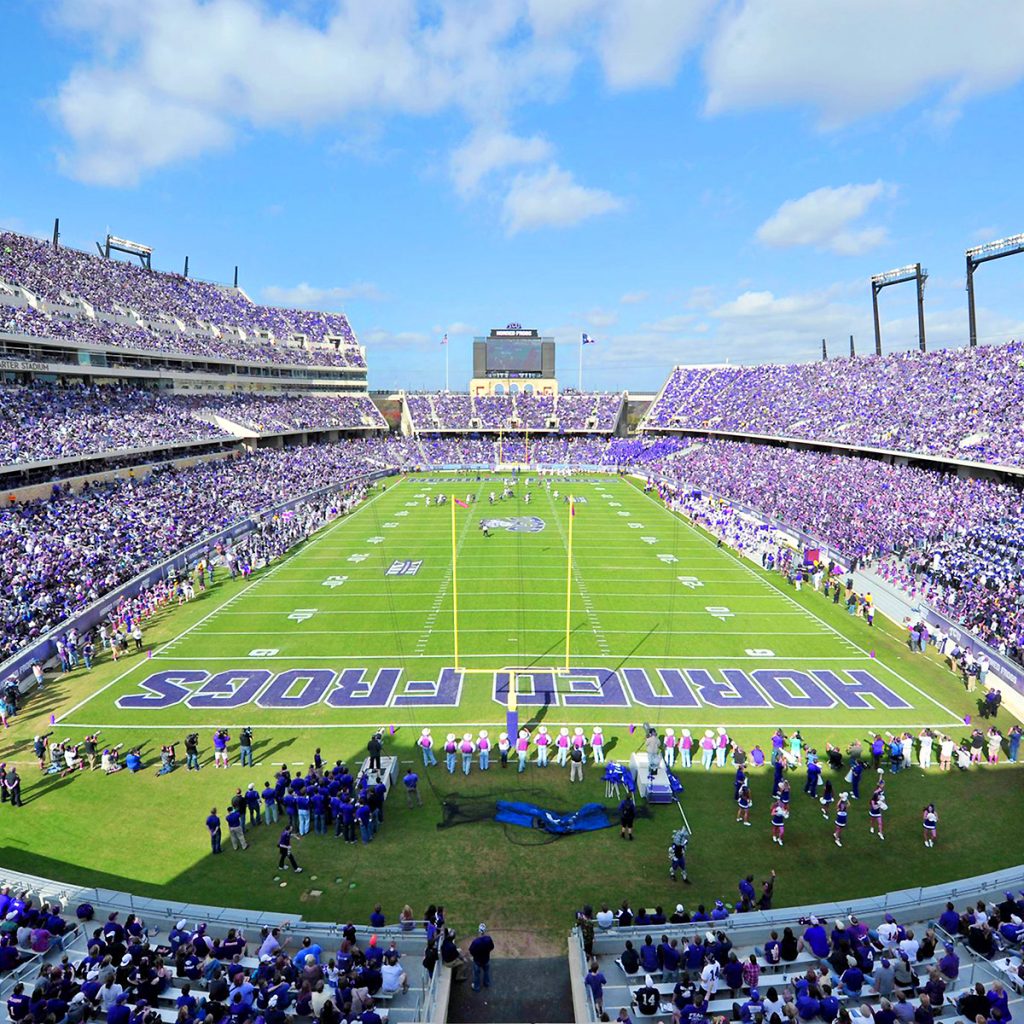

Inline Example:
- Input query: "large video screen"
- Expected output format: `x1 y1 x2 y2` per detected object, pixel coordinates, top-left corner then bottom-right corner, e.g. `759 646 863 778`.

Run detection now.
486 339 542 372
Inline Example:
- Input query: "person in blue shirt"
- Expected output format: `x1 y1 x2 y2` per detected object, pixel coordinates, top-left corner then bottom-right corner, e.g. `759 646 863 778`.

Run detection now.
639 935 659 973
659 938 681 982
225 807 247 851
711 901 729 922
295 793 311 835
803 759 821 798
176 985 198 1016
819 985 840 1022
262 783 279 826
107 993 131 1024
277 826 301 871
206 808 222 854
403 769 422 807
6 983 29 1021
584 962 608 1014
311 791 326 835
356 801 373 844
739 990 763 1023
838 957 865 997
795 987 820 1021
803 918 830 958
370 904 387 928
738 876 756 909
850 758 864 799
938 903 960 935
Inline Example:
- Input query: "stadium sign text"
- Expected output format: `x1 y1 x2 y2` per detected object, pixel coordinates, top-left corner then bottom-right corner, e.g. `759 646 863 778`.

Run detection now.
116 666 911 711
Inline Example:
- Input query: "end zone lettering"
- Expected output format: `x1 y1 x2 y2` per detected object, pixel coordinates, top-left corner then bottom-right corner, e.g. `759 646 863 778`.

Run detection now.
116 666 911 711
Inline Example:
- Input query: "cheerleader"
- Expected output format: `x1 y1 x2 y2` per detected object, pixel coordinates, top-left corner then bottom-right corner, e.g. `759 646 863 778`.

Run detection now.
591 726 605 764
778 778 791 813
535 725 550 766
444 733 458 774
819 779 834 820
736 785 752 826
699 730 715 770
515 729 530 773
715 726 730 768
922 803 938 847
833 792 849 847
770 800 788 846
459 733 475 775
868 789 886 841
733 763 748 802
555 727 571 767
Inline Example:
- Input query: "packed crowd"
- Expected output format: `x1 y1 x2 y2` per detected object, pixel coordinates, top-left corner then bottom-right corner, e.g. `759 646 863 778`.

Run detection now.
0 447 379 663
403 390 625 432
3 904 486 1024
643 342 1024 468
583 897 1021 1024
0 232 364 369
643 440 1024 661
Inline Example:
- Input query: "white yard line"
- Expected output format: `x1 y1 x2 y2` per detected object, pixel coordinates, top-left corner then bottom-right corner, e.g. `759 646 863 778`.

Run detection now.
634 483 964 725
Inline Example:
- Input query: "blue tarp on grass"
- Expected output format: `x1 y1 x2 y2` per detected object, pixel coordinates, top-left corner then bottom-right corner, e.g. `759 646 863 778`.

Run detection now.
494 800 612 834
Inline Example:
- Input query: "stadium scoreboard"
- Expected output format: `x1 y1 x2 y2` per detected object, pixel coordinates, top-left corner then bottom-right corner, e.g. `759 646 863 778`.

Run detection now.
474 325 555 379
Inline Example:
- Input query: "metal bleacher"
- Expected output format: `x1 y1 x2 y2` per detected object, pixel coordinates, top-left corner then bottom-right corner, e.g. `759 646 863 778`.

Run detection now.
0 866 448 1023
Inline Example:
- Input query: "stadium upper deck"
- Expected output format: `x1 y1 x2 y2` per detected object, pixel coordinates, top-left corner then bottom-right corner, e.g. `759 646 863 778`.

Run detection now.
0 231 365 372
641 343 1024 470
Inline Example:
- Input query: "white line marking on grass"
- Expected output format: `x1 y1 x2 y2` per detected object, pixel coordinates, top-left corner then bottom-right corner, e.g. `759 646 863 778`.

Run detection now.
151 653 875 662
633 483 964 725
58 483 398 723
187 627 835 637
62 719 962 732
208 608 820 617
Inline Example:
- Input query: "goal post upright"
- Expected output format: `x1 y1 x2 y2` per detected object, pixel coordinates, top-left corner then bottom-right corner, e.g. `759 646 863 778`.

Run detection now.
451 494 460 672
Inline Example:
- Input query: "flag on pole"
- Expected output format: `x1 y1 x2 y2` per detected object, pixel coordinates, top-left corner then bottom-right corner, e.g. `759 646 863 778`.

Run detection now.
440 333 448 345
570 500 576 517
581 332 596 345
454 498 469 508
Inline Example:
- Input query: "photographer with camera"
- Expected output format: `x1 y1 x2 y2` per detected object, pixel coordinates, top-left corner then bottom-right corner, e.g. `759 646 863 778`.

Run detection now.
367 729 384 772
184 733 200 771
239 726 254 768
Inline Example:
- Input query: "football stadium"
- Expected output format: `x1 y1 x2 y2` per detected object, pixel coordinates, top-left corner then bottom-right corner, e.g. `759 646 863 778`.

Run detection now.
3 7 1024 1024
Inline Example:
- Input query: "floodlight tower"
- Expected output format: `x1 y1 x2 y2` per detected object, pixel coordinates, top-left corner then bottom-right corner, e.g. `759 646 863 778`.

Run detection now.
965 233 1024 347
870 263 927 355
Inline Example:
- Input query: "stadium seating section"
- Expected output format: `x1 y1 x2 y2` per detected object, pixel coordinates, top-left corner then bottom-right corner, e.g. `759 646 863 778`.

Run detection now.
403 390 624 432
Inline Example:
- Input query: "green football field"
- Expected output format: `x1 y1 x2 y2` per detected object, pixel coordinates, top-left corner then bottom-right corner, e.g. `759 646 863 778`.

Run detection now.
3 471 1021 951
59 472 965 733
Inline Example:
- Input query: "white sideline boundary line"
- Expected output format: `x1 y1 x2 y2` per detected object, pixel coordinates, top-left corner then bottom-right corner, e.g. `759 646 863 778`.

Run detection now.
633 484 965 725
57 482 397 724
57 720 962 732
148 653 874 661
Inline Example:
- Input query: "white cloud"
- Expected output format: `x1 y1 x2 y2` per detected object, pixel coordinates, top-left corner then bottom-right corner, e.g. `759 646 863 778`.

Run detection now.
585 308 619 328
263 282 385 307
756 182 894 255
619 291 650 305
598 0 713 89
449 129 553 196
705 0 1024 127
502 164 624 234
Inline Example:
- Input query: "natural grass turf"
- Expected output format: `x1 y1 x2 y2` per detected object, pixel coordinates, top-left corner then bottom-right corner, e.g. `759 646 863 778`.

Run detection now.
0 472 1020 951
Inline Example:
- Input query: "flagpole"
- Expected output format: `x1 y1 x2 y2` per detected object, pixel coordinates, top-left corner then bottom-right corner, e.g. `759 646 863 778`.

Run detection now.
578 335 583 390
451 495 460 671
564 499 574 670
445 337 449 392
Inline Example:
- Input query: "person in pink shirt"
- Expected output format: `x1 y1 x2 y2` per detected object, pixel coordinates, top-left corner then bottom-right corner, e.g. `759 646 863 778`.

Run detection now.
680 729 692 768
419 728 437 768
572 727 587 763
700 729 715 770
663 728 676 768
459 733 476 775
591 726 605 764
556 727 570 767
535 725 550 766
716 727 730 768
515 729 530 773
477 730 490 770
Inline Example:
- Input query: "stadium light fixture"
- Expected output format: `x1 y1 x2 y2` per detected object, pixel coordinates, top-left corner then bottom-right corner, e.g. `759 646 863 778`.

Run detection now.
965 232 1024 347
870 262 927 355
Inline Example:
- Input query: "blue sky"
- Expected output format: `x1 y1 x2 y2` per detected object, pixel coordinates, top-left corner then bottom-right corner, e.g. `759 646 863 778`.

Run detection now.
3 1 1024 392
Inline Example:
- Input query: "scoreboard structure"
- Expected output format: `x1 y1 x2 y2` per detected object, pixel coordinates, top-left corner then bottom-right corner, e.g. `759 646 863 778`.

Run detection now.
471 324 556 396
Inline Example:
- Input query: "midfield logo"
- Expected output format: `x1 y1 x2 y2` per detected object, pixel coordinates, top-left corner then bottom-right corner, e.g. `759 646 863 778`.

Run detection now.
386 560 423 576
480 516 546 533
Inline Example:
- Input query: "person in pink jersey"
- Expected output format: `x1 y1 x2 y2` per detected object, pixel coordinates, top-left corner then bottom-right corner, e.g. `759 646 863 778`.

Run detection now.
572 727 587 763
459 733 476 775
591 726 605 764
715 727 730 768
444 733 458 774
663 728 676 768
515 729 530 773
680 729 693 768
477 730 491 770
534 725 550 766
419 728 437 767
555 727 571 766
699 729 715 770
